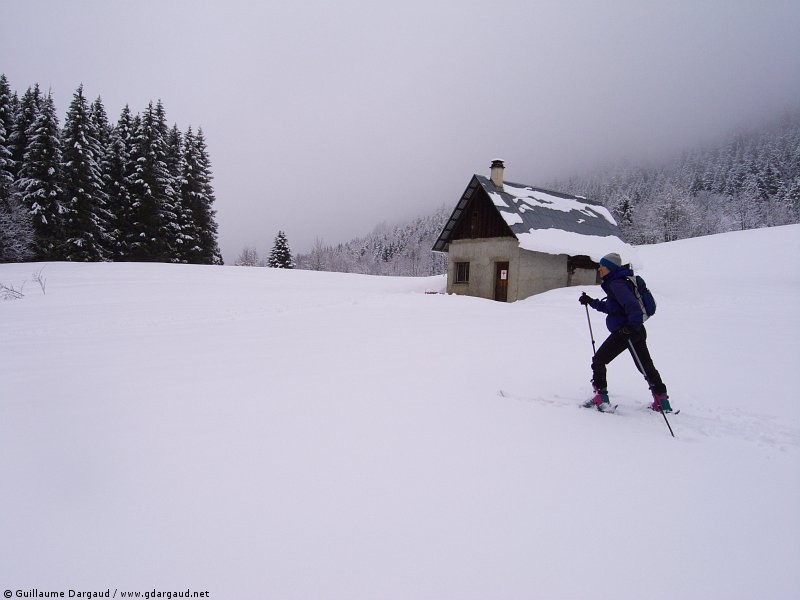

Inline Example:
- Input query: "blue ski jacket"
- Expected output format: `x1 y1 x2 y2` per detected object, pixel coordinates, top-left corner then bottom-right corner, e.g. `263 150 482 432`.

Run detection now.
589 267 645 333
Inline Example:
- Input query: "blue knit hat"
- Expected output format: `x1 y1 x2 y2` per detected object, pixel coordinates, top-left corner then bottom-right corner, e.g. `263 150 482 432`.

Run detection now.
599 253 623 271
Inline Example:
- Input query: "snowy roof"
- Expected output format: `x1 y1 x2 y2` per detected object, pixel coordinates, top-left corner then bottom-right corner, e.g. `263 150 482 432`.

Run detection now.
433 175 633 262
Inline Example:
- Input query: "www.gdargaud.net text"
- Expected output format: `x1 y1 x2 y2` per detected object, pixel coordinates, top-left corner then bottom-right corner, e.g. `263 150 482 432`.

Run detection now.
5 590 210 599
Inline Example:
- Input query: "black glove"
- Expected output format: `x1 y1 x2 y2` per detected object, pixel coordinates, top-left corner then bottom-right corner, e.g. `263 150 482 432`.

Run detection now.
621 325 641 337
579 292 593 306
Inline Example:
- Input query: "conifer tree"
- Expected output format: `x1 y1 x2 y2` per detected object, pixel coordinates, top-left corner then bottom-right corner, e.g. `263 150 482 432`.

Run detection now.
193 128 222 264
61 85 111 261
180 127 222 264
90 96 115 256
178 127 199 260
0 74 33 261
0 75 15 159
17 93 65 260
154 101 181 259
268 230 294 268
89 96 112 150
0 113 13 208
10 84 41 181
0 106 32 262
165 124 190 262
9 91 20 125
128 101 175 261
107 106 136 259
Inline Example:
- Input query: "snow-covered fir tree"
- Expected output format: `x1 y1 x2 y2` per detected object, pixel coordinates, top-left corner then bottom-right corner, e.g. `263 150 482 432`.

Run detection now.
106 105 136 260
0 75 16 166
194 129 222 264
60 85 112 261
268 230 294 268
178 127 201 263
0 74 32 262
154 101 181 260
17 93 65 260
0 119 33 262
89 96 115 256
89 97 112 151
180 127 222 265
0 107 14 207
165 124 191 262
9 85 41 181
128 101 177 262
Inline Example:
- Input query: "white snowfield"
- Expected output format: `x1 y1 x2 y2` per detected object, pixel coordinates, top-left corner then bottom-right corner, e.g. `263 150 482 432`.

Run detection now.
1 225 799 600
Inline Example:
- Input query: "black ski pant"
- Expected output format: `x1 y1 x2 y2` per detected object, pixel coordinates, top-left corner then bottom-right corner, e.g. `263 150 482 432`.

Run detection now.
591 326 667 395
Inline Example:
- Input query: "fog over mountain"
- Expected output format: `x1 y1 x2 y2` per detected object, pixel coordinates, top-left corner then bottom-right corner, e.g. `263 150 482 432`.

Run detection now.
2 1 799 262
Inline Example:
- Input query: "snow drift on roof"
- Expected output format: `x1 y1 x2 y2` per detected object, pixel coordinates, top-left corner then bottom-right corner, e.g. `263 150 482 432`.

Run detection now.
484 178 635 263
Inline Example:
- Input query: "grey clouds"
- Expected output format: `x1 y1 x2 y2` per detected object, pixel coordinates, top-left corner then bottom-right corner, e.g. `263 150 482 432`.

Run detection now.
2 0 799 263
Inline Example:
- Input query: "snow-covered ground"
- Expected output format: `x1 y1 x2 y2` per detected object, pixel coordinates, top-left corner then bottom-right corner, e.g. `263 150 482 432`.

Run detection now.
2 225 799 600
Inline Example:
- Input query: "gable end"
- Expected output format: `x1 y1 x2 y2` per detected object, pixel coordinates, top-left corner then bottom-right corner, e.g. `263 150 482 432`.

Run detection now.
433 176 515 252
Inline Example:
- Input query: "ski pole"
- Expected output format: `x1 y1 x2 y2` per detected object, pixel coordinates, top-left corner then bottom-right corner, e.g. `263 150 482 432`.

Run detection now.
657 400 675 438
584 302 597 356
627 339 675 438
626 338 648 379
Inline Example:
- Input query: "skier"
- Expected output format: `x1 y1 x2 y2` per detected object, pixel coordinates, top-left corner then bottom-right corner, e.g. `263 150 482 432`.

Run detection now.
578 252 672 413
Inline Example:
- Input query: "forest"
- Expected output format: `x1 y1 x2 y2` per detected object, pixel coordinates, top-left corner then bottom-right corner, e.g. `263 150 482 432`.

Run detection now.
556 110 800 245
295 109 800 275
0 74 222 264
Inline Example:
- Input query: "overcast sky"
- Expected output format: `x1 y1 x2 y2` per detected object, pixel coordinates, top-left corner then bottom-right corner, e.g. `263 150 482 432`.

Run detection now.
2 0 799 262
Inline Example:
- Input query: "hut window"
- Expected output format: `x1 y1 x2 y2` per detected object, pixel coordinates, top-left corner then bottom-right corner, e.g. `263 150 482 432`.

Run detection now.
455 262 470 283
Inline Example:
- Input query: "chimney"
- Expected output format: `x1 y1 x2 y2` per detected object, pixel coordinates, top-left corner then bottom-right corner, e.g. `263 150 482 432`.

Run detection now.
490 159 505 190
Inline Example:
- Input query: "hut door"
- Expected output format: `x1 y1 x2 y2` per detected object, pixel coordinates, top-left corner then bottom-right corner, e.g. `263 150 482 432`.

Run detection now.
494 262 509 302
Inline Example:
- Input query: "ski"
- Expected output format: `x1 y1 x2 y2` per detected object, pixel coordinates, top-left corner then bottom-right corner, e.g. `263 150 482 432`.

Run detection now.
498 390 622 414
647 406 680 415
581 402 619 414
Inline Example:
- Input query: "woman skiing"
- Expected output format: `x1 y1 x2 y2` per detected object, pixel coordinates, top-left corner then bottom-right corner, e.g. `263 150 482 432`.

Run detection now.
579 252 672 413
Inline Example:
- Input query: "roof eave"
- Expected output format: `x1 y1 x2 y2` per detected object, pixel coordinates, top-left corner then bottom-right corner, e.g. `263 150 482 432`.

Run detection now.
431 175 486 253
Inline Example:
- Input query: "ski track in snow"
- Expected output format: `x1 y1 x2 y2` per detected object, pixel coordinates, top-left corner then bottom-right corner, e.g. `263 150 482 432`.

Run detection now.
497 389 800 451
